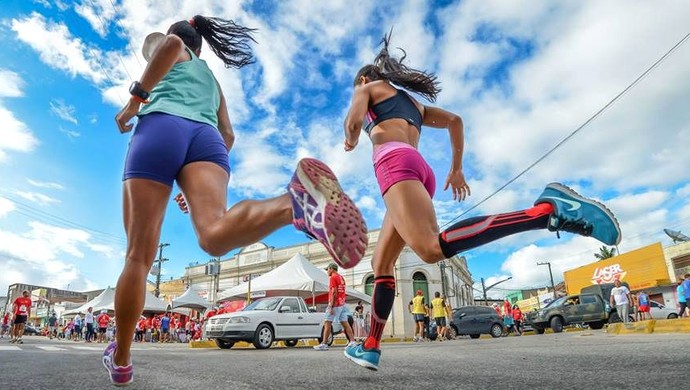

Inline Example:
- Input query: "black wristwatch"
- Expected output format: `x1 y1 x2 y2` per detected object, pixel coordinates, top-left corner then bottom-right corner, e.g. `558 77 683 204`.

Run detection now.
129 81 150 101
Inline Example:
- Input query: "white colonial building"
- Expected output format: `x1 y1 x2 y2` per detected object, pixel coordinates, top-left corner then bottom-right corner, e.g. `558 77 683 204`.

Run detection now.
183 229 474 338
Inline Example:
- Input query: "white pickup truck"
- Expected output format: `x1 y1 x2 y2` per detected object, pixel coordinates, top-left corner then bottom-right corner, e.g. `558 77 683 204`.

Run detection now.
205 296 349 349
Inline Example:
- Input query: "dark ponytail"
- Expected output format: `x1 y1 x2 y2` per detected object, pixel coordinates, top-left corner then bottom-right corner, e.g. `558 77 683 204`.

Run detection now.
354 30 440 102
168 16 257 69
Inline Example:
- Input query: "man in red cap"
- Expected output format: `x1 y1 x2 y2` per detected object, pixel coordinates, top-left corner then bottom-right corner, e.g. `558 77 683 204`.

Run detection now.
408 289 426 342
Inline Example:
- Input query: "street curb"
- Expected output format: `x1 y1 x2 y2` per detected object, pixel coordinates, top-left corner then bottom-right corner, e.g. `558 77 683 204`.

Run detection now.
653 318 690 333
189 340 218 348
607 318 690 335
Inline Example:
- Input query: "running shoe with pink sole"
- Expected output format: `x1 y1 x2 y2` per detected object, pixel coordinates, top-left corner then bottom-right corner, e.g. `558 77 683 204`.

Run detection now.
102 341 133 386
288 158 368 268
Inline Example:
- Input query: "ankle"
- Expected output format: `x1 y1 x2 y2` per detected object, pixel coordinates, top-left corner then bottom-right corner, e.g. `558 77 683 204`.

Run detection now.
113 349 130 367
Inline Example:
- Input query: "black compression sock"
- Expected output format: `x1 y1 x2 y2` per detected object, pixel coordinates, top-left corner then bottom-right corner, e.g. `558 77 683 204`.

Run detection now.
438 203 553 258
364 275 395 350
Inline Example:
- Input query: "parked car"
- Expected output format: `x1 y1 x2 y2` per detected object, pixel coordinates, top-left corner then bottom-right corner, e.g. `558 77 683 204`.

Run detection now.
526 293 613 333
447 305 504 339
649 300 679 319
205 296 346 349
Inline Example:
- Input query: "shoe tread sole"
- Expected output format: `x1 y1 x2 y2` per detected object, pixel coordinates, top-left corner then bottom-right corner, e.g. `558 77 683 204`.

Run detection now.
297 158 368 268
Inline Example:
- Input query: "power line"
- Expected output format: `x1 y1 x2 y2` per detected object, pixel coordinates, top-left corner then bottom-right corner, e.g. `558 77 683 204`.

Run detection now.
106 0 145 70
0 192 126 245
85 0 135 82
441 31 690 228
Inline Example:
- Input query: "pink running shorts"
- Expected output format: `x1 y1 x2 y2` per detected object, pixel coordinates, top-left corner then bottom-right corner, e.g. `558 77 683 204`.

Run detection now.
373 141 436 197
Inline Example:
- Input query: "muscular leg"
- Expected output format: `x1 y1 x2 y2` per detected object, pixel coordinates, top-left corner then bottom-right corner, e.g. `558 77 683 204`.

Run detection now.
383 180 552 263
114 178 171 367
362 214 406 350
382 180 444 262
176 162 292 256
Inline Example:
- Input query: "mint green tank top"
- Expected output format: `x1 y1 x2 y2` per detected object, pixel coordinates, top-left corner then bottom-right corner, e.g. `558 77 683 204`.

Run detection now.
138 47 220 128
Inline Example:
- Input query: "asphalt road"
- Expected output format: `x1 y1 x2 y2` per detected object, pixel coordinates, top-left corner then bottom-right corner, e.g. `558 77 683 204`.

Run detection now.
1 331 687 390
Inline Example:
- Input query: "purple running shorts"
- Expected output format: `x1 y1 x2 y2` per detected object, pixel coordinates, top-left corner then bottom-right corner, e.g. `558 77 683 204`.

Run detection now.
123 112 230 186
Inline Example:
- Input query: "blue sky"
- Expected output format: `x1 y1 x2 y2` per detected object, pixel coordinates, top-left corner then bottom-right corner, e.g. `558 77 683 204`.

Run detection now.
1 0 689 298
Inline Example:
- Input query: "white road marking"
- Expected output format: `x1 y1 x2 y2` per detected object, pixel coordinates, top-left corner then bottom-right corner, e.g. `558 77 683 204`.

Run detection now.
36 346 67 351
0 346 22 351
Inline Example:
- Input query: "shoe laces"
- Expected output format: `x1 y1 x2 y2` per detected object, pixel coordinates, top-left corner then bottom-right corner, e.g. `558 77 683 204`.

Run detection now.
552 216 593 238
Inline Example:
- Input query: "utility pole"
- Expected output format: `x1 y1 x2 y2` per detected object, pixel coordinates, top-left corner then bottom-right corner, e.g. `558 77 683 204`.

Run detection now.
537 261 556 299
153 243 170 298
481 276 513 305
439 261 447 298
209 257 221 303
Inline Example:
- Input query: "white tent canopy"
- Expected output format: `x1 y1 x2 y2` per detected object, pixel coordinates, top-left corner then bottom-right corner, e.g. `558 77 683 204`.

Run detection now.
216 253 371 304
62 287 170 316
172 288 211 310
62 287 115 316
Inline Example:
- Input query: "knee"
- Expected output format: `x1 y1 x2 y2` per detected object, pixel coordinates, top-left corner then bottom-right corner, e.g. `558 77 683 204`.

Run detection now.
416 243 444 264
198 236 225 258
196 228 227 257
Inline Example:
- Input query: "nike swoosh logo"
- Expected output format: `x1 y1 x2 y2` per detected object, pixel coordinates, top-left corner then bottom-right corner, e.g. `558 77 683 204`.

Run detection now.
353 349 367 358
542 196 581 211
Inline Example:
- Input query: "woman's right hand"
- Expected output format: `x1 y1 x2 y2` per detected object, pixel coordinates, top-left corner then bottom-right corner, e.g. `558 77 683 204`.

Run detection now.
174 192 189 214
115 98 141 133
344 138 358 152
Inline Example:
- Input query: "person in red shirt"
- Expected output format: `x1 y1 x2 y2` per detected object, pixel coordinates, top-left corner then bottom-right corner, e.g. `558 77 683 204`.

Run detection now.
511 304 524 336
11 290 32 344
135 317 146 343
97 310 112 343
205 308 217 320
1 312 9 338
314 263 355 351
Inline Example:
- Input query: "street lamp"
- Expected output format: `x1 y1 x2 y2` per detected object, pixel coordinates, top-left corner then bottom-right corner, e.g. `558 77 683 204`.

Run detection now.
481 276 513 305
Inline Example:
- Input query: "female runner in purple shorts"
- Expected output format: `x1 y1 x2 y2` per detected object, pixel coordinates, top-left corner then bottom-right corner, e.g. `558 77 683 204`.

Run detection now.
105 15 367 386
343 32 621 370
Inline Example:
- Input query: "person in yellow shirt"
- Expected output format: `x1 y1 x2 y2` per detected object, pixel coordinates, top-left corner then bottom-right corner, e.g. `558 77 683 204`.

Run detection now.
408 290 426 342
430 292 447 341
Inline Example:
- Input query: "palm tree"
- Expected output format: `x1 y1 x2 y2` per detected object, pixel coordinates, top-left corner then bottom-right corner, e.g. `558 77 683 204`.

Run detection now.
594 246 617 261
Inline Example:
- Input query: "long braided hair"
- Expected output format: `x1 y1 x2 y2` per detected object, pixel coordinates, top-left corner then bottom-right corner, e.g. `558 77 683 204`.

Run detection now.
167 15 257 69
354 30 441 102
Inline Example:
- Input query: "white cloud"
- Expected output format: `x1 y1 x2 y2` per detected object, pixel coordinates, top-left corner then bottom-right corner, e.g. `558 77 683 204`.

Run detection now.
15 191 61 206
27 179 64 190
0 221 118 293
54 0 69 11
11 13 109 84
59 127 81 139
49 99 78 124
0 197 15 218
75 0 117 38
33 0 51 7
0 107 39 163
0 70 37 163
0 69 25 98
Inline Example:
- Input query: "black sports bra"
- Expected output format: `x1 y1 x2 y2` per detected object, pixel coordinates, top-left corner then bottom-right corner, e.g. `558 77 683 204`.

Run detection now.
362 89 423 135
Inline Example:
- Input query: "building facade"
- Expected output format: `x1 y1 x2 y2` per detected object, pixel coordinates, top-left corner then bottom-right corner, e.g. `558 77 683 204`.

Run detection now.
182 229 474 337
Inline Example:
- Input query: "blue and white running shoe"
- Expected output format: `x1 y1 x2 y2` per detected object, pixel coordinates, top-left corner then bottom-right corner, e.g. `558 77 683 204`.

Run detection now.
535 183 621 245
344 343 380 371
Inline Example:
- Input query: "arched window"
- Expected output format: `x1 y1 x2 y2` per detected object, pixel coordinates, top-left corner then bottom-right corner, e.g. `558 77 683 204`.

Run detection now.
412 272 429 303
364 275 375 296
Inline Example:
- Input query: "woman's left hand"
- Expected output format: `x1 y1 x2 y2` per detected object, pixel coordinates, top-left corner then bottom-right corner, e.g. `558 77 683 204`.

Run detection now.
444 169 470 201
115 98 141 133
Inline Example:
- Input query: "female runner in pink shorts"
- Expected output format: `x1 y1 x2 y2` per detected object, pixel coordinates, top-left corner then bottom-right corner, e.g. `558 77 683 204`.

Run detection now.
343 32 621 370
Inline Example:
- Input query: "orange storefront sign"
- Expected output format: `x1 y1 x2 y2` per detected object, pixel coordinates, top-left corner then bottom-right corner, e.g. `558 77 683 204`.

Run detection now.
564 242 670 294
